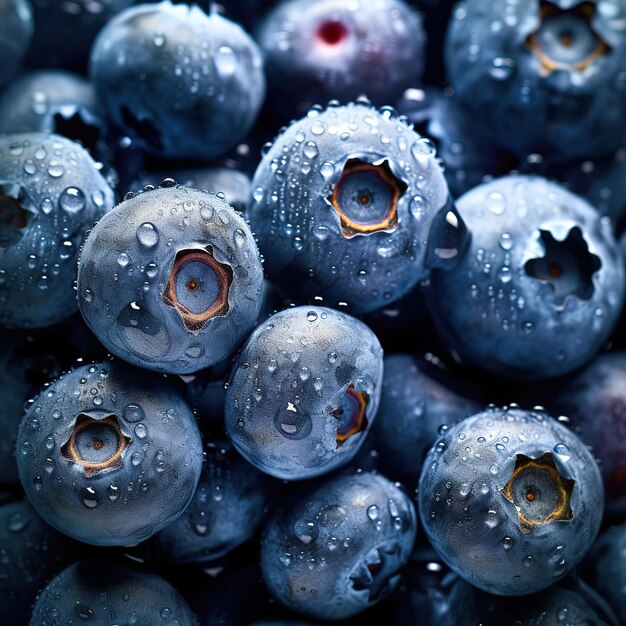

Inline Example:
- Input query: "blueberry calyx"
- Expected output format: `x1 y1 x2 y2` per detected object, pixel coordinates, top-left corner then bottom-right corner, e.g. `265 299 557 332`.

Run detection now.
333 384 369 448
0 182 32 250
328 158 407 239
500 452 575 534
163 246 233 331
349 541 403 602
524 226 601 305
526 1 610 75
60 413 131 478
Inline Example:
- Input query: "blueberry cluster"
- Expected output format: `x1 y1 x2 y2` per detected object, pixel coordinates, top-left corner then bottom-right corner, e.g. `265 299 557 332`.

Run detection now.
2 1 626 625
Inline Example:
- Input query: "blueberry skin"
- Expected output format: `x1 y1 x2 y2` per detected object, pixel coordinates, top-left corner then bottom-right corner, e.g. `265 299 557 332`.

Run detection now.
441 579 614 626
0 499 80 626
16 361 203 546
371 354 481 487
261 471 417 620
0 133 115 329
0 71 104 149
586 523 626 625
0 0 33 89
225 306 383 480
418 407 603 596
24 0 136 73
249 101 465 315
257 0 425 119
29 559 199 626
445 0 626 164
427 175 625 380
90 2 265 160
543 352 626 517
155 441 275 564
77 185 264 375
130 167 252 214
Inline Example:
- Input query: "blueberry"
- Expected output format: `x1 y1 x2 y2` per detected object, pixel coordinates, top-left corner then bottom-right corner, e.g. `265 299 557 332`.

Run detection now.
249 101 467 314
441 578 617 626
90 2 265 160
258 0 425 119
131 166 252 214
371 354 481 487
77 184 264 375
0 499 80 625
0 0 33 88
0 71 104 153
427 175 625 380
29 559 199 625
445 0 626 164
585 522 626 625
0 133 115 329
155 440 275 564
24 0 136 73
418 406 603 595
537 351 626 517
225 306 383 480
16 361 203 546
261 471 417 620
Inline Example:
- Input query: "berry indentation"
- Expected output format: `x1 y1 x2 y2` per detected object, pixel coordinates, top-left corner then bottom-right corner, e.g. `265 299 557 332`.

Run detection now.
500 452 574 534
164 247 232 331
0 183 32 250
527 2 610 74
328 159 407 239
524 227 601 305
61 413 131 478
333 384 369 448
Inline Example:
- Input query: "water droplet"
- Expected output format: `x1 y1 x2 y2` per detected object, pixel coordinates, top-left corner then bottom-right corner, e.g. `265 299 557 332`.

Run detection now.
214 46 238 76
306 311 318 322
320 162 334 178
123 403 145 423
553 443 570 462
8 513 28 533
82 487 98 508
367 505 379 521
136 222 159 248
47 162 65 178
59 187 85 213
117 253 130 268
501 537 513 550
486 191 506 214
134 423 147 438
108 485 119 501
303 141 318 159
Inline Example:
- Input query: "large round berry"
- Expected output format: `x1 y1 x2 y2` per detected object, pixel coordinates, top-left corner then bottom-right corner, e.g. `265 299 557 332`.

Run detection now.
16 361 203 546
225 306 383 480
77 184 264 374
249 101 466 314
261 471 417 620
445 0 626 163
90 2 265 160
258 0 425 119
0 133 115 329
427 175 625 380
418 407 603 595
30 559 198 625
